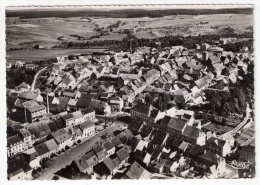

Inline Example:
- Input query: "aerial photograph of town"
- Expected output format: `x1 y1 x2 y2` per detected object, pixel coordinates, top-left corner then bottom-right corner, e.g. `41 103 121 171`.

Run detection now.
5 5 255 180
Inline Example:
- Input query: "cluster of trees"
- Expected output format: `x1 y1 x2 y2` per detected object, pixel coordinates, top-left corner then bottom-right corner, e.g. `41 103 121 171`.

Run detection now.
7 8 253 19
221 39 253 52
6 68 36 89
144 93 171 111
107 21 121 29
56 31 253 52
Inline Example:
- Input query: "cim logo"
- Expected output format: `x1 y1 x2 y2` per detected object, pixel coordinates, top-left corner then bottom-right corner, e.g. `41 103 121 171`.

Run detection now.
228 160 251 169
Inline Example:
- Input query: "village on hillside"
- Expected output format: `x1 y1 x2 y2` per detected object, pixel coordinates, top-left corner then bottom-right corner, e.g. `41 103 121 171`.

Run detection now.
6 36 255 180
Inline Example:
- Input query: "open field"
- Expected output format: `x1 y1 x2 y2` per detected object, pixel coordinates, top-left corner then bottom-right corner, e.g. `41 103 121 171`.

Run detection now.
6 14 253 62
6 48 107 63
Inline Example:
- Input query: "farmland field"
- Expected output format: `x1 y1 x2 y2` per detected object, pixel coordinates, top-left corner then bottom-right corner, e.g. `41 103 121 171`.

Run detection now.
6 14 253 63
6 48 107 63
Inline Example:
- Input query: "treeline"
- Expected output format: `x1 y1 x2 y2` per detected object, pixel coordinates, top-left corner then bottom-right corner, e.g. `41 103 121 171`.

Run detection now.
53 32 253 52
6 8 253 19
221 39 254 52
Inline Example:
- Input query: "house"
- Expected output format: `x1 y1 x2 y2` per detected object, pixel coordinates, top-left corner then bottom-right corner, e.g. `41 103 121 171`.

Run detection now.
166 117 187 138
72 150 99 174
102 141 116 156
134 149 151 165
206 137 232 157
116 147 130 164
182 125 206 146
81 108 96 122
18 91 43 102
109 96 124 112
61 110 85 129
20 153 40 170
193 151 226 178
150 130 168 146
79 120 95 138
7 135 24 157
163 159 179 173
76 97 92 110
24 102 47 123
7 154 33 180
62 89 81 99
110 136 123 148
89 99 111 115
17 128 32 149
93 144 108 162
50 129 73 151
131 103 163 124
124 161 150 179
45 139 59 155
34 142 51 160
95 157 122 176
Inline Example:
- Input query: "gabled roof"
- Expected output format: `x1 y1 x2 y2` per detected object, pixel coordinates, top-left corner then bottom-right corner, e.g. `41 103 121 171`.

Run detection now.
182 125 201 140
81 108 95 115
34 142 50 156
51 129 71 144
7 135 23 147
167 117 187 132
126 161 150 179
124 129 134 141
45 139 59 151
79 120 94 130
206 137 226 148
73 150 98 173
117 132 128 144
116 147 130 162
110 136 122 148
76 97 92 108
102 141 114 151
139 124 153 138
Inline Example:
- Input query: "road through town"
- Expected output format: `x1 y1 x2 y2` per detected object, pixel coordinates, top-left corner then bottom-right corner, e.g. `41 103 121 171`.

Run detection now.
36 120 125 180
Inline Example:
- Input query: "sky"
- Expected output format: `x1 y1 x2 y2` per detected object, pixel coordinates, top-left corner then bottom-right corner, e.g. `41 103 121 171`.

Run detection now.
6 5 253 11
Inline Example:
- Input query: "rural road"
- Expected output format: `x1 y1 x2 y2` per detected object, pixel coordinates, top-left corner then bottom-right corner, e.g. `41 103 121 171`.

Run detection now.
31 66 47 91
36 120 125 180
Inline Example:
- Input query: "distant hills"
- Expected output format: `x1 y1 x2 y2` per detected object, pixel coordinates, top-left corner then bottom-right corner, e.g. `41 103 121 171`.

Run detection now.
6 8 253 19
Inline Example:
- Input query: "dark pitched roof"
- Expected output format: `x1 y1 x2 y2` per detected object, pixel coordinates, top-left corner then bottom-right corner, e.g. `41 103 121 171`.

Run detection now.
81 108 95 115
126 161 149 179
93 144 107 159
206 137 226 148
140 124 153 138
76 97 92 108
131 103 154 116
182 125 201 140
151 145 163 159
110 136 123 148
116 147 130 162
79 120 94 130
34 143 50 156
102 141 114 151
167 117 187 131
73 150 98 173
124 129 134 141
7 135 23 147
117 132 128 144
150 130 168 145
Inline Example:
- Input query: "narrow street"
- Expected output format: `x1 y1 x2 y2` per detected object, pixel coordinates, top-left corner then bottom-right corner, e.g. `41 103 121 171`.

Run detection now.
36 120 125 180
31 66 47 91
